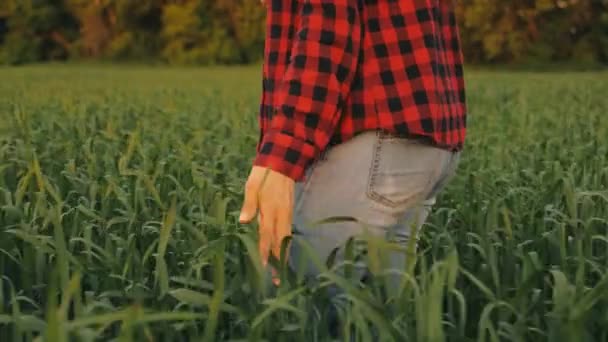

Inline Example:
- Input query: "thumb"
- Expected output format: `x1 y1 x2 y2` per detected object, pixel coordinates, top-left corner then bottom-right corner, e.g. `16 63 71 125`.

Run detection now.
239 181 259 223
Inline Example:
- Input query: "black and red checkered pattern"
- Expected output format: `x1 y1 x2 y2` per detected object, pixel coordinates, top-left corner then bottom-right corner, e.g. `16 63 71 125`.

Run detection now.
254 0 467 181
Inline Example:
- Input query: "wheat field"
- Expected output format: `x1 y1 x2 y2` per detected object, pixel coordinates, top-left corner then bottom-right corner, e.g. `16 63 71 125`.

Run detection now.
0 66 607 341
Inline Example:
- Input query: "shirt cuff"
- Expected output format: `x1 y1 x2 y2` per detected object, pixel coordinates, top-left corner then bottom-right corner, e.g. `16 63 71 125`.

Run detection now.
253 130 318 182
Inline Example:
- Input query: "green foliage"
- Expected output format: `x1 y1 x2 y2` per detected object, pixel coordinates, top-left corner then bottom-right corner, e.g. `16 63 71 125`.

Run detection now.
0 33 40 65
456 0 608 65
101 0 163 61
161 1 215 65
0 0 76 65
159 0 261 65
0 66 607 340
0 1 606 65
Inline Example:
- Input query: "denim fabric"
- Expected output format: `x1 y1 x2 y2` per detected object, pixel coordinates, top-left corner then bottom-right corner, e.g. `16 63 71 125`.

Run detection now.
288 130 460 296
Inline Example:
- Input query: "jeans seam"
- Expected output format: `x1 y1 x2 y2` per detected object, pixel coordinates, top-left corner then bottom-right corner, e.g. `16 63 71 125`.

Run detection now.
366 130 385 205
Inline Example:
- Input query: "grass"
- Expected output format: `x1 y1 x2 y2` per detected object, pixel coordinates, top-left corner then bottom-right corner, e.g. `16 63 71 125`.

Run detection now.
0 65 607 341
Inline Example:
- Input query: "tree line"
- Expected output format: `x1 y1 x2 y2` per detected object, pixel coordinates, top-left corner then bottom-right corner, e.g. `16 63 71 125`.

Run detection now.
0 0 606 66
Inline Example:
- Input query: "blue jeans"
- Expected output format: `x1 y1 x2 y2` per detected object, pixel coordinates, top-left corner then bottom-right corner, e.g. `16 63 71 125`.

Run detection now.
288 130 460 296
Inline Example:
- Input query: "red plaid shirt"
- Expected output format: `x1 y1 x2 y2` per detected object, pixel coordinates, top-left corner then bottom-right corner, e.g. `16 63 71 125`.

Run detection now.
254 0 467 181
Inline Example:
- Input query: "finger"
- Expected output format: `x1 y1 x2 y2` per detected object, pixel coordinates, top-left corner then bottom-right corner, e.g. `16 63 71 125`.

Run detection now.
271 268 280 286
258 208 274 267
271 198 292 287
272 202 293 263
239 176 260 223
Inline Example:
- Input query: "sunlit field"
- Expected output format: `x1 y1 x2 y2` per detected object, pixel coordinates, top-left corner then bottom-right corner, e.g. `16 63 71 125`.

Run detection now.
0 65 607 341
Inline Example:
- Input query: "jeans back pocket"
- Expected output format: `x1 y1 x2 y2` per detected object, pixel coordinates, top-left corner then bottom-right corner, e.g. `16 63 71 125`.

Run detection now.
366 131 444 209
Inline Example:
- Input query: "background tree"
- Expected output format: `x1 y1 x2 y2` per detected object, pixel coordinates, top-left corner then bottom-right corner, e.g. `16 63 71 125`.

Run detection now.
455 0 608 65
0 0 606 66
0 0 77 65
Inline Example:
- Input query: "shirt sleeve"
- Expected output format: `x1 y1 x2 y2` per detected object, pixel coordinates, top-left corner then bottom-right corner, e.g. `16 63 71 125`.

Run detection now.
254 0 362 181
